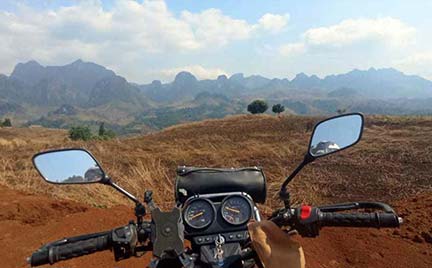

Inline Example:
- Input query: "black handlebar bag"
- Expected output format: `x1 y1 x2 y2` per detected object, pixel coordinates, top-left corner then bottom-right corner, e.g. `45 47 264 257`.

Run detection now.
175 166 267 204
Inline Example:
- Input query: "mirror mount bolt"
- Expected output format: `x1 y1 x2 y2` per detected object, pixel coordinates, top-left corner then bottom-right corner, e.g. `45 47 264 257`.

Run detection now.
279 190 291 209
144 190 157 212
135 203 146 224
144 190 153 203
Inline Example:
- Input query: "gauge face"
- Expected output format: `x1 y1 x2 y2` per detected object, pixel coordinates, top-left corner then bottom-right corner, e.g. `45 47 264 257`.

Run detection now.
221 195 252 225
184 199 215 229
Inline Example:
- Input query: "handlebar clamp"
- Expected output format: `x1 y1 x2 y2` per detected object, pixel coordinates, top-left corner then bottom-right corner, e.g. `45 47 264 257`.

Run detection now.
112 223 138 261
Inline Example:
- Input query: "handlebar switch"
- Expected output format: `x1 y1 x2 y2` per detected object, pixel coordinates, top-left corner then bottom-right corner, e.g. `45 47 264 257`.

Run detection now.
300 205 312 220
294 206 321 237
112 224 138 261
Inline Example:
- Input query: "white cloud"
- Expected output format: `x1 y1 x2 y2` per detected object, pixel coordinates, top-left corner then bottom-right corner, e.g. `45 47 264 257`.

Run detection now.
303 17 416 47
0 0 289 81
180 10 289 47
181 9 253 47
256 13 289 33
279 17 416 57
157 65 228 81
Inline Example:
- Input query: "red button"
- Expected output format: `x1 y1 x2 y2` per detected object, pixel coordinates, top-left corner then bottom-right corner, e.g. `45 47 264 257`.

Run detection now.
300 206 312 220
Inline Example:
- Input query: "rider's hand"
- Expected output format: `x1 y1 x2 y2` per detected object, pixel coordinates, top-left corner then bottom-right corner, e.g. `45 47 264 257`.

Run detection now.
248 220 305 268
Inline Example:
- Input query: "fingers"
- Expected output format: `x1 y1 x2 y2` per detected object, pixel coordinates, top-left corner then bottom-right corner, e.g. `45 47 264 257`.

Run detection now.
249 221 300 246
248 220 306 268
248 221 272 261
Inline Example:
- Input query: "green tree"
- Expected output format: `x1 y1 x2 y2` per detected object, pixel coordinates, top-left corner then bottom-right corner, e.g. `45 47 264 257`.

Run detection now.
337 108 347 115
98 122 106 136
272 104 285 116
2 118 12 127
96 122 116 140
247 100 268 114
69 126 92 141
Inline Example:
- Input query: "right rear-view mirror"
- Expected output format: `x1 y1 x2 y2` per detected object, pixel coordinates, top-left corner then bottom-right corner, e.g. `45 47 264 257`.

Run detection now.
279 113 364 200
309 113 364 158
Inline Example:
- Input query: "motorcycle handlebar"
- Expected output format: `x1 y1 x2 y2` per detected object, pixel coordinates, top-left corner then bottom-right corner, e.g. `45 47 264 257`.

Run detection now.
271 204 402 237
27 221 153 267
28 233 111 266
319 212 402 228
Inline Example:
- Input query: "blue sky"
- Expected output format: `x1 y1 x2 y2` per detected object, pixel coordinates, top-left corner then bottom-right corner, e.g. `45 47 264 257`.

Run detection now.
1 0 431 83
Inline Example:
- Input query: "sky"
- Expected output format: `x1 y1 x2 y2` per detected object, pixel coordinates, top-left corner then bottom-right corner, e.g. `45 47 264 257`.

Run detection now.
1 0 432 83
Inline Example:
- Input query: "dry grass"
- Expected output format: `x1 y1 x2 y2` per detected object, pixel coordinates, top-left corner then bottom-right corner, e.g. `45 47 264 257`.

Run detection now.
0 114 431 212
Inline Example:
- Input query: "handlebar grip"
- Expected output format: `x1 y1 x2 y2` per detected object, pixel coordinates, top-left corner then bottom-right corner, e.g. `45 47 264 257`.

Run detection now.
28 234 111 266
28 248 49 267
319 212 401 228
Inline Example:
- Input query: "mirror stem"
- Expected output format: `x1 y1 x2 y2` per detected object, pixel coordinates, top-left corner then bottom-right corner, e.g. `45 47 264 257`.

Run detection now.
102 177 141 205
279 154 314 204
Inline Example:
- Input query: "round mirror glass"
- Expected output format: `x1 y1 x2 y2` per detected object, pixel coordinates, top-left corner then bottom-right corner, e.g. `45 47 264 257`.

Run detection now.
309 114 363 157
33 149 105 184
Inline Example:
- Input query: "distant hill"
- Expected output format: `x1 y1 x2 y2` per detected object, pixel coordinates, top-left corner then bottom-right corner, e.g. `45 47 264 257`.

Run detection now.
140 67 432 102
1 60 432 133
7 59 149 108
0 60 153 128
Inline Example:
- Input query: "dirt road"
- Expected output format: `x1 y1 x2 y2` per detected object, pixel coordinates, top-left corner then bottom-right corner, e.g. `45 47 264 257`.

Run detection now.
1 186 430 268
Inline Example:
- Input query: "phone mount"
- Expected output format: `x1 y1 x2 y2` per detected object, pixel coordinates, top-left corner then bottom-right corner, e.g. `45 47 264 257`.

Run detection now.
145 191 192 268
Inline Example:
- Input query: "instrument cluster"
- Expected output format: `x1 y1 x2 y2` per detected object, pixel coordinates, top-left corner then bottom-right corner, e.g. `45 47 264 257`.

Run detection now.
183 193 253 232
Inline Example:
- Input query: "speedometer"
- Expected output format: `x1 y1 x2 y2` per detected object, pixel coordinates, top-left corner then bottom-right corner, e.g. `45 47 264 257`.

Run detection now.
184 198 215 229
221 195 252 226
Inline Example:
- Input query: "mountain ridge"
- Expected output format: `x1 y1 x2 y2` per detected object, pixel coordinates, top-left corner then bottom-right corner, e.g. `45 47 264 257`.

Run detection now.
3 60 432 101
1 59 432 134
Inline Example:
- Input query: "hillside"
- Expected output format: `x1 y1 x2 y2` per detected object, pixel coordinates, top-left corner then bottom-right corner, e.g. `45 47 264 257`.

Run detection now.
0 115 431 267
2 60 432 134
0 60 152 129
1 115 431 206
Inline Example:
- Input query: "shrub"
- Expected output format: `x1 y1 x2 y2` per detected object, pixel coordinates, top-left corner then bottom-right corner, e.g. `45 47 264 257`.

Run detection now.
98 122 106 136
337 108 347 115
69 126 92 141
97 122 116 140
272 104 285 115
247 100 268 114
2 118 12 127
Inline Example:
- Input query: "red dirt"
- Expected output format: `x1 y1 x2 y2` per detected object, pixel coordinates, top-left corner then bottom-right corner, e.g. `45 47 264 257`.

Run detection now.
1 185 430 268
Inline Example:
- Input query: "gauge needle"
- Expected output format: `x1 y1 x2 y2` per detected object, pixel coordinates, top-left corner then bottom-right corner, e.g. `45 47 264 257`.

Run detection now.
190 211 204 219
226 207 240 214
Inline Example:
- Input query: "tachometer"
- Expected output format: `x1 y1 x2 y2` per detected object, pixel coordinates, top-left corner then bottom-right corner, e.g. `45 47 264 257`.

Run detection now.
184 198 215 229
221 195 252 225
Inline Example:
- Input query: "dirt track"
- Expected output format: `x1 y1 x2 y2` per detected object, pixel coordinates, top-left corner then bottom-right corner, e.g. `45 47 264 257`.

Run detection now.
1 186 431 268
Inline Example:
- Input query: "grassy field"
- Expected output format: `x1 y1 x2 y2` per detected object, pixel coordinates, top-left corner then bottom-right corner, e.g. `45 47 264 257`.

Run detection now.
1 114 431 268
0 114 431 212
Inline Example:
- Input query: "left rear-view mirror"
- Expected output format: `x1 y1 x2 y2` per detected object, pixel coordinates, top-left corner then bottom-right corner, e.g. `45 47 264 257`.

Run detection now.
33 149 105 184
